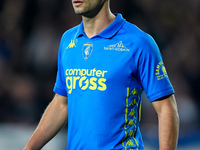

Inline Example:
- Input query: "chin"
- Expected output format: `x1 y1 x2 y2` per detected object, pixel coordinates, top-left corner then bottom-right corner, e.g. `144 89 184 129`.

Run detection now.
74 9 84 15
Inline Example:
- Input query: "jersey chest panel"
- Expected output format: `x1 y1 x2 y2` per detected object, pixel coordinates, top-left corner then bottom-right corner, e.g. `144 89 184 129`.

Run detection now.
61 37 140 97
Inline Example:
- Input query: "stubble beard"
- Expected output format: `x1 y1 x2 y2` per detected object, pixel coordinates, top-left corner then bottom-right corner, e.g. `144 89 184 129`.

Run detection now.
73 1 105 18
73 7 91 16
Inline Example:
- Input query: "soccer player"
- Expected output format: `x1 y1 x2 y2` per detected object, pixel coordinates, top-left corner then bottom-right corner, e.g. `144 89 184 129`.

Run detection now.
24 0 179 150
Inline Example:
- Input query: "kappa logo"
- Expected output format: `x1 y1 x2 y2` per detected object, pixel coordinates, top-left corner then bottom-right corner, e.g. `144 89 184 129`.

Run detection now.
66 40 76 49
104 41 129 51
82 42 93 61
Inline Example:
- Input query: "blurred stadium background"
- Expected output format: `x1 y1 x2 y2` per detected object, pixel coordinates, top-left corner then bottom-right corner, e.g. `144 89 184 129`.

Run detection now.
0 0 200 149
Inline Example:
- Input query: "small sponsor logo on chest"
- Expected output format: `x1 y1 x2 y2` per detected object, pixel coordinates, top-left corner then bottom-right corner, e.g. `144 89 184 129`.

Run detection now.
104 41 129 51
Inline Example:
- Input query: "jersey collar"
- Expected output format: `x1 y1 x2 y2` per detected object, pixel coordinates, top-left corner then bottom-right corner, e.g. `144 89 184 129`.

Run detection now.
76 14 126 39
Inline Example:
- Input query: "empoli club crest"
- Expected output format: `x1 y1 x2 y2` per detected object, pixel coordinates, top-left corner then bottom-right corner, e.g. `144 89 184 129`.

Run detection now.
82 43 93 61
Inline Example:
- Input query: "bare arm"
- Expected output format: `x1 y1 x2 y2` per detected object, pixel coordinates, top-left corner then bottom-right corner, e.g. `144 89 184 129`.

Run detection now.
24 94 68 150
152 94 179 150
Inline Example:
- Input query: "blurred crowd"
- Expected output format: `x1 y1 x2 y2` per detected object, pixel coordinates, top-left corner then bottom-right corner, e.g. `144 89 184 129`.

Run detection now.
0 0 200 137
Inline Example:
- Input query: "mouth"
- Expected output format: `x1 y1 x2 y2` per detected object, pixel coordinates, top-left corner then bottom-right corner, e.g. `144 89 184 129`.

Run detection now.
73 0 84 7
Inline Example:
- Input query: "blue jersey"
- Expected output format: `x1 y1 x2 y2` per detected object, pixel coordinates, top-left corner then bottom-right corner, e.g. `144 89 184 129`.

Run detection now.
53 14 174 150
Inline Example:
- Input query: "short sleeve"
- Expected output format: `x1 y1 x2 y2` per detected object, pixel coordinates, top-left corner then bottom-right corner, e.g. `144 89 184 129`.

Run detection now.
137 34 174 102
53 34 68 97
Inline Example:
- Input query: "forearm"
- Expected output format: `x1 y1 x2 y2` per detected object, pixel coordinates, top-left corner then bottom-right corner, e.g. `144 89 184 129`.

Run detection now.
24 94 68 150
153 95 179 150
158 107 179 150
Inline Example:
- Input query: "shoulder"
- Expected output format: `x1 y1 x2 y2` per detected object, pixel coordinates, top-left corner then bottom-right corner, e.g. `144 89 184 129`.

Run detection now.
58 24 80 55
121 21 159 54
61 24 80 42
124 21 156 46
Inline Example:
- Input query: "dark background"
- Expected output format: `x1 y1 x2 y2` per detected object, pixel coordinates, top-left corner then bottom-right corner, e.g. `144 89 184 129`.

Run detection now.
0 0 200 149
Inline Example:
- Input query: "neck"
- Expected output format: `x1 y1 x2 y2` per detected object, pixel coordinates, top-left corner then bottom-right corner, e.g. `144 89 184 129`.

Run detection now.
82 1 116 38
